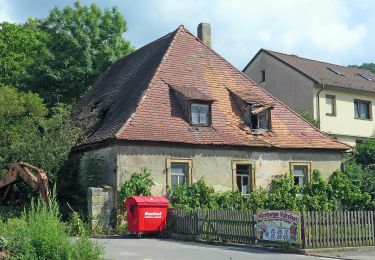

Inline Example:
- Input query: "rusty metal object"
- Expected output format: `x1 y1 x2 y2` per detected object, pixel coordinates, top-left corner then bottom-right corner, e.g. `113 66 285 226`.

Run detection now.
0 162 50 204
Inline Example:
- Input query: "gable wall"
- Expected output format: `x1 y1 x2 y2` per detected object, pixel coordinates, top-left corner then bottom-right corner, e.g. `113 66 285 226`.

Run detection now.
244 52 315 115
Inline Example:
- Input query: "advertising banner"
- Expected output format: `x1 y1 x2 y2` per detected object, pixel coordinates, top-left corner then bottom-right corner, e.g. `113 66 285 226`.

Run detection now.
255 210 301 244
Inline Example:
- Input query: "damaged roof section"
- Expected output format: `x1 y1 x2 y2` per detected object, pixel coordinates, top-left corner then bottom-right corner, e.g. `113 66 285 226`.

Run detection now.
74 25 350 151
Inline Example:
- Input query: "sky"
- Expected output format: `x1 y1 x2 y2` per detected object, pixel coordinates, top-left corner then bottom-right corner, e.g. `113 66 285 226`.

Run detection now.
0 0 374 70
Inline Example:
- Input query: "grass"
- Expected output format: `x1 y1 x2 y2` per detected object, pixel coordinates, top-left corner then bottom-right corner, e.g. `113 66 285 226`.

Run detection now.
0 193 104 259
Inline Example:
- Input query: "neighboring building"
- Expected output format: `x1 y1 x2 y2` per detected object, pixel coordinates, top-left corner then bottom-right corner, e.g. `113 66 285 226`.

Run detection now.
74 24 349 203
243 49 375 146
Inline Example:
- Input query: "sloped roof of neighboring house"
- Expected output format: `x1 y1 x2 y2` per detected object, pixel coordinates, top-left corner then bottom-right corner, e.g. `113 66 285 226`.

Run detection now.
74 26 350 151
244 49 375 93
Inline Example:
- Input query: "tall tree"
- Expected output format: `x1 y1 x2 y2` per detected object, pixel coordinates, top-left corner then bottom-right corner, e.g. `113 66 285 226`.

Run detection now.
0 22 45 88
26 2 133 105
0 85 80 182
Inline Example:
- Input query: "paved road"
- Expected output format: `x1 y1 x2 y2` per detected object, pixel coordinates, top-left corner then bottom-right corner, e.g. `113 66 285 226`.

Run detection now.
312 247 375 260
94 238 331 260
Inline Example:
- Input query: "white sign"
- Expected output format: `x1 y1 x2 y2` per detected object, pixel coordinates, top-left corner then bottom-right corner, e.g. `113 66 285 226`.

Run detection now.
144 212 162 219
255 210 301 244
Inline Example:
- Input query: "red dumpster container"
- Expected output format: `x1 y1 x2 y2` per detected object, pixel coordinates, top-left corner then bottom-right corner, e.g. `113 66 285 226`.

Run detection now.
125 196 169 237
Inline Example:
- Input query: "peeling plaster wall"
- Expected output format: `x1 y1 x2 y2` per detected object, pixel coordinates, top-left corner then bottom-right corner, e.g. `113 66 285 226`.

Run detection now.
112 144 343 195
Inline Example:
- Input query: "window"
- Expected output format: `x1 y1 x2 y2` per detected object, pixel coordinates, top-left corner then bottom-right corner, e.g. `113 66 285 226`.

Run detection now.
191 103 210 125
325 95 336 116
260 70 266 83
171 163 187 189
166 159 192 192
358 73 372 81
327 67 344 76
290 162 311 187
232 161 255 195
354 99 371 120
250 110 270 130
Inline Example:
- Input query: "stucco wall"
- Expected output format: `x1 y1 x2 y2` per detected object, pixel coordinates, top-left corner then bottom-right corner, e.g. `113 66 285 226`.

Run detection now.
313 84 375 145
112 144 343 195
244 52 315 114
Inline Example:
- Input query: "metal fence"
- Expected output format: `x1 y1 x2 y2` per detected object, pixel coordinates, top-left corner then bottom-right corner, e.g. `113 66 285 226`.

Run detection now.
168 208 375 249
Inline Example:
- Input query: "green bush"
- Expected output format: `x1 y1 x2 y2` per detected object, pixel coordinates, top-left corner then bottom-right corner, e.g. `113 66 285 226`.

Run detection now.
299 170 337 211
118 168 155 204
266 174 299 210
299 109 320 128
0 193 103 259
329 170 373 210
170 178 217 209
170 171 373 212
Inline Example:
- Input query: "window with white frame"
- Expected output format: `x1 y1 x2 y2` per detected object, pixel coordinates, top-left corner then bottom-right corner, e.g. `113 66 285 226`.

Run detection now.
167 159 192 192
191 103 210 125
291 164 310 187
236 164 251 194
250 110 270 130
170 162 188 190
232 162 254 195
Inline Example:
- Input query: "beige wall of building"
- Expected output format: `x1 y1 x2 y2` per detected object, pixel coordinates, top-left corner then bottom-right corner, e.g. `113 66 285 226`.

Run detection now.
245 52 375 146
244 52 315 115
82 144 344 196
313 85 375 146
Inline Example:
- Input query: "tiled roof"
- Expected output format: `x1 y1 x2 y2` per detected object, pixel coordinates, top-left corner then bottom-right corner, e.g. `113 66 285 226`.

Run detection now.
247 49 375 93
170 85 215 101
75 26 350 150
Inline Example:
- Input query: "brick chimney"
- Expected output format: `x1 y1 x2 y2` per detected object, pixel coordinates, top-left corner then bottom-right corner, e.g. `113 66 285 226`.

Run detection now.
197 23 211 48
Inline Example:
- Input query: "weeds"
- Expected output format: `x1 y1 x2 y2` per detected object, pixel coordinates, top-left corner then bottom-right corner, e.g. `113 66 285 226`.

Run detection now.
0 191 104 259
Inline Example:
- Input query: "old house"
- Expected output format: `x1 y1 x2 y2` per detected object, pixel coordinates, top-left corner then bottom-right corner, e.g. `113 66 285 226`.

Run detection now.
74 24 349 202
243 49 375 146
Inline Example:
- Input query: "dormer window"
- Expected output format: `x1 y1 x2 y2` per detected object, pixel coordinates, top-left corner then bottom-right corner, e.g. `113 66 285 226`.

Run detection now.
251 110 269 130
191 103 210 125
248 105 272 133
225 87 273 134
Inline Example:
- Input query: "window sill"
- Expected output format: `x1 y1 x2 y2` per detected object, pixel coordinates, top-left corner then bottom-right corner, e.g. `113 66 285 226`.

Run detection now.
325 113 336 117
354 117 372 121
251 128 268 135
190 123 211 127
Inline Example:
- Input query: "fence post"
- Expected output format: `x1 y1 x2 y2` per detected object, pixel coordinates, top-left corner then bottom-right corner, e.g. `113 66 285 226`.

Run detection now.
301 212 306 249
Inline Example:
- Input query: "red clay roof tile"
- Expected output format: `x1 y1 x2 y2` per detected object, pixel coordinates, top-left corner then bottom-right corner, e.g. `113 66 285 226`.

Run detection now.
76 26 350 151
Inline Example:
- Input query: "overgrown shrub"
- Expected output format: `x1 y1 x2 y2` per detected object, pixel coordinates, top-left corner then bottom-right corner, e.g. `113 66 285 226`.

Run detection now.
299 170 337 211
266 174 299 210
329 170 373 210
299 109 320 128
170 178 217 209
118 168 155 204
0 192 103 259
81 153 104 187
170 171 373 211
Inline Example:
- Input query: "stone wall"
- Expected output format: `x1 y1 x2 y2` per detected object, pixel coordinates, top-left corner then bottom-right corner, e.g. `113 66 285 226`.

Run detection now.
87 186 115 229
